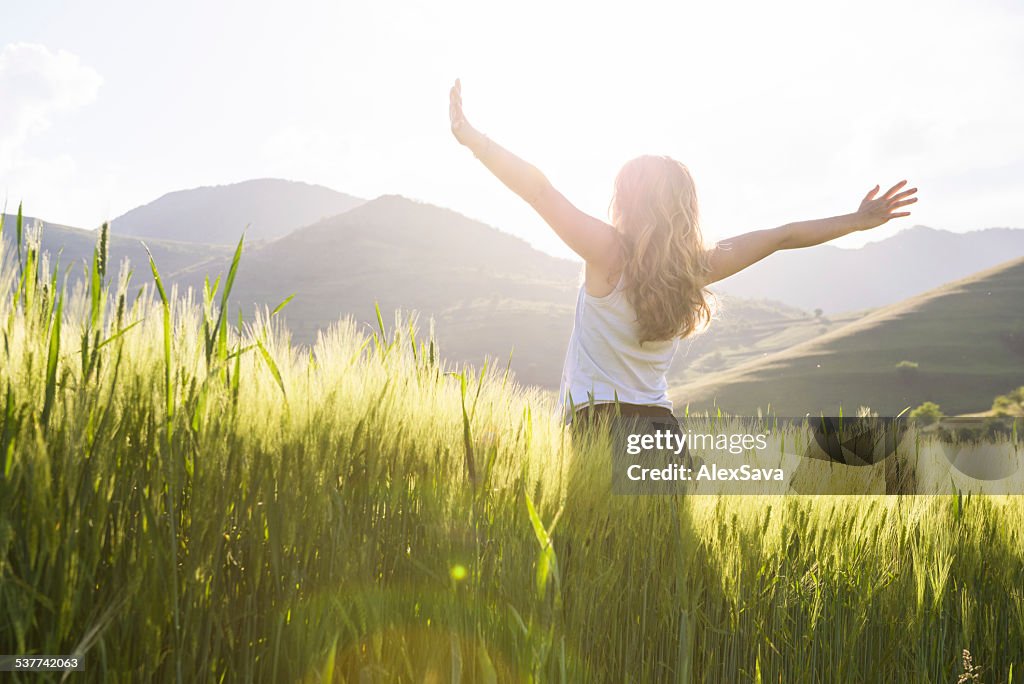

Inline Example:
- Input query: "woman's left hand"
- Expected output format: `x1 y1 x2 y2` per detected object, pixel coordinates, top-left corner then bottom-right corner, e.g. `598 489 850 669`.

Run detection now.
449 78 481 147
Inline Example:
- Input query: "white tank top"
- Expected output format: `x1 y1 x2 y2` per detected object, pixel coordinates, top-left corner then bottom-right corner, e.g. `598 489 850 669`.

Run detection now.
558 273 679 423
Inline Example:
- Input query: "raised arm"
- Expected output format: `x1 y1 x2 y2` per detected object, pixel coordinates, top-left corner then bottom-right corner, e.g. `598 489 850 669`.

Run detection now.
705 181 918 285
448 79 618 268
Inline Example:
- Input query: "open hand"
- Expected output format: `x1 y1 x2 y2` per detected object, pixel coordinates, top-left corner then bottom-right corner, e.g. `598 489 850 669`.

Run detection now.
855 181 918 230
449 78 479 147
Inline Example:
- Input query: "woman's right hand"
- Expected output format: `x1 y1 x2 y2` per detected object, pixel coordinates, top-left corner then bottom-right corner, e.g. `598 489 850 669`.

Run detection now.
853 181 918 230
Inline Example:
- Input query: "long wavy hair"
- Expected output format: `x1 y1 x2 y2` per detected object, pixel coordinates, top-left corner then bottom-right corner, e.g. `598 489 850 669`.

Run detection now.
609 155 715 344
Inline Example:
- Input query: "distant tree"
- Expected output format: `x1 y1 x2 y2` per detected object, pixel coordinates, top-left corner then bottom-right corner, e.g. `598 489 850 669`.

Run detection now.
896 360 919 382
813 308 823 319
992 386 1024 417
909 401 942 426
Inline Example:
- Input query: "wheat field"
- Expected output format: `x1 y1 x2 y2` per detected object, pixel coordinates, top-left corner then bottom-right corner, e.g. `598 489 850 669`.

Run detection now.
1 211 1022 682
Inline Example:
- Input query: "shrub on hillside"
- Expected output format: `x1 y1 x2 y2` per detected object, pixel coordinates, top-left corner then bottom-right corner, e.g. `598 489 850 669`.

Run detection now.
909 401 942 426
992 386 1024 417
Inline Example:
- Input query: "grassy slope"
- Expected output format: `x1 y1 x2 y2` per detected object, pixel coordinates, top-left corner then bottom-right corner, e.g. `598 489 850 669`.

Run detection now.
668 296 862 385
672 256 1024 416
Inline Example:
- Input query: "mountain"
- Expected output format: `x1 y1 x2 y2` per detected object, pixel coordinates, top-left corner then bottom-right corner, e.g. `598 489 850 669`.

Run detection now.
1 213 234 284
671 256 1024 416
175 194 582 387
712 226 1024 313
110 179 364 244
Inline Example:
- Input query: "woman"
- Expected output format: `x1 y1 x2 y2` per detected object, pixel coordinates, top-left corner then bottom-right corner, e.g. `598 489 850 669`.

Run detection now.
448 78 917 433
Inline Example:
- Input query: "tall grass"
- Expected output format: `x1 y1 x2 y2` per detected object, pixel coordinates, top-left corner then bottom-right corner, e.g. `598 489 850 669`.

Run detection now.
0 213 1022 682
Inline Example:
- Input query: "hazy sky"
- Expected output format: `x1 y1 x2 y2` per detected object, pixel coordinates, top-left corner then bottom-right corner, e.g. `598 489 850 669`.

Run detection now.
2 0 1022 259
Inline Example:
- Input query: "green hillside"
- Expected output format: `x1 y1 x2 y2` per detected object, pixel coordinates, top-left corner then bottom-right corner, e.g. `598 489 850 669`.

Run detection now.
672 256 1024 416
1 212 233 282
668 296 862 386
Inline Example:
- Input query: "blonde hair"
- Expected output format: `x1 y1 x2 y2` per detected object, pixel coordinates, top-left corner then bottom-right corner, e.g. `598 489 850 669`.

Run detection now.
609 155 714 344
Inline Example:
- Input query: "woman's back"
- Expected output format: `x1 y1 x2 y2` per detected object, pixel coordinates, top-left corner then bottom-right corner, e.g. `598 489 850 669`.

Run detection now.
559 273 678 423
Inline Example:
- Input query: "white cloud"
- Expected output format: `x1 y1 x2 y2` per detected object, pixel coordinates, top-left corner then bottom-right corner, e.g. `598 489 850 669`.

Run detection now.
0 43 103 218
0 43 102 163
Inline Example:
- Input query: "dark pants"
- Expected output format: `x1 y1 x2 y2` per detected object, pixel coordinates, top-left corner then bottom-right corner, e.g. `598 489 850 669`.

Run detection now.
571 401 680 438
570 402 689 469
